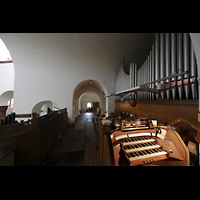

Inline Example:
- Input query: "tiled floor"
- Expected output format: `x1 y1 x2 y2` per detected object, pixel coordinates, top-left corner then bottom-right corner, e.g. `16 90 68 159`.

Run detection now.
47 113 98 166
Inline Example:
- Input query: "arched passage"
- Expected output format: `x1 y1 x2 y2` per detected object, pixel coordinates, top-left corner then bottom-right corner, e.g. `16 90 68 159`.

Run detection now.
79 91 101 112
72 79 108 121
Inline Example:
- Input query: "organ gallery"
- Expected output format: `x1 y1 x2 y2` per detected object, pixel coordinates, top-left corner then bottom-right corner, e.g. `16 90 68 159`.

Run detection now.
0 33 200 166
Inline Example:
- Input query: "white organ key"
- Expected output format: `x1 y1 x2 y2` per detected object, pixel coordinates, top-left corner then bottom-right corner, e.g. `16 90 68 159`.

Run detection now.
123 143 161 153
121 137 155 146
127 149 167 162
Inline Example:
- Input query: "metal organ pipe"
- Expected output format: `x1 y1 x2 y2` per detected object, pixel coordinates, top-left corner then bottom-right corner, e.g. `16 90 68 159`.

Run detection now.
190 42 198 99
190 44 197 78
134 63 137 88
183 33 192 99
134 63 137 100
177 33 184 99
148 55 150 100
171 33 177 100
130 62 137 100
143 63 145 99
145 60 148 100
130 63 133 99
160 33 165 99
183 33 190 78
146 59 148 100
165 33 171 100
130 63 132 88
149 51 152 100
171 33 177 78
151 44 155 100
155 33 160 99
141 64 144 100
177 33 183 80
137 67 140 100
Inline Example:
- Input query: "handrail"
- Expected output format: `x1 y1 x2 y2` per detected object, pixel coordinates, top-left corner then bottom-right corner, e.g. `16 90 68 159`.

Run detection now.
168 117 200 133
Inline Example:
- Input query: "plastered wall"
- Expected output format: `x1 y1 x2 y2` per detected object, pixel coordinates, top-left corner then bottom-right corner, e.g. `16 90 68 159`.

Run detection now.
0 33 116 122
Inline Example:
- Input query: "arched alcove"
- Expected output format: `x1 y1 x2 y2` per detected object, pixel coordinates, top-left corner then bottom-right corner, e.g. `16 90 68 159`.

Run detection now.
72 79 108 121
0 38 14 114
0 90 14 115
32 100 58 116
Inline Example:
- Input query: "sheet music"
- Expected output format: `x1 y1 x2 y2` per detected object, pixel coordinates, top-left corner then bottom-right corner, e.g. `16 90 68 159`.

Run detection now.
157 128 167 140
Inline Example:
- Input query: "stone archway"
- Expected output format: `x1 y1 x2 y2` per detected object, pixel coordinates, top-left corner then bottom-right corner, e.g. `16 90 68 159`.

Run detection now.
79 91 100 112
72 79 108 121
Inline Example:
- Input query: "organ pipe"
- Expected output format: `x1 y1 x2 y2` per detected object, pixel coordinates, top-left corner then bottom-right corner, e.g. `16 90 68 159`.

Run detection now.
160 33 165 83
190 42 197 78
137 67 140 100
171 33 177 79
165 33 171 100
134 63 137 100
130 63 132 88
115 33 198 102
155 33 160 86
177 33 183 80
177 33 184 99
148 55 150 100
134 63 137 88
146 59 148 100
151 44 155 100
183 33 192 99
190 42 198 99
160 33 165 99
171 33 177 100
165 33 170 82
141 64 144 99
183 33 190 78
149 51 152 100
155 33 160 100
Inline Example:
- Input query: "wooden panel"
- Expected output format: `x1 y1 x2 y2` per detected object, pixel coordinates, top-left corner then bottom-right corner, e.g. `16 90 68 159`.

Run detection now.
0 106 8 120
116 100 198 126
40 120 55 165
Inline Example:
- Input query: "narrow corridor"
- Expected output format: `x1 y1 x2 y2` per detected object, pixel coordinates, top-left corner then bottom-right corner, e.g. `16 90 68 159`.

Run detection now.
47 113 98 166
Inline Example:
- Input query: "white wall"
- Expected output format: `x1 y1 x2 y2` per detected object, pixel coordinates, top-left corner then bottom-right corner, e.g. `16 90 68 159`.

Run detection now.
0 63 14 97
1 33 200 124
0 33 116 121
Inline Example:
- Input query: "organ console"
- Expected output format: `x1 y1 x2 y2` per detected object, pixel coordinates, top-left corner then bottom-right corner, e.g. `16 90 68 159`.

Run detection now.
98 116 190 166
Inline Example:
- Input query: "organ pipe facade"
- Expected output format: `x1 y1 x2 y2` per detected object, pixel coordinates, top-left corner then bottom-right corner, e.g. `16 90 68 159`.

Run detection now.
115 33 198 101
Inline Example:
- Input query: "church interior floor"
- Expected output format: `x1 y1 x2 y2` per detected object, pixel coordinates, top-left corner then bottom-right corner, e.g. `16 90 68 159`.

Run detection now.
47 113 98 166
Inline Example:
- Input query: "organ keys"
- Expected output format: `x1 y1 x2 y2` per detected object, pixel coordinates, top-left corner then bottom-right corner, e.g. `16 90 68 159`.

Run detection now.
119 136 168 166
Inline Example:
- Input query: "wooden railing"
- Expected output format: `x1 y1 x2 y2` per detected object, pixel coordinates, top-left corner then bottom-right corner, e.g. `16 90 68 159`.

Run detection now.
0 108 68 166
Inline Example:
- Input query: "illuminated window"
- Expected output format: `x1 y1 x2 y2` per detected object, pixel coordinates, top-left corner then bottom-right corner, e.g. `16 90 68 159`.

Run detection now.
87 102 92 108
0 38 12 62
7 98 14 109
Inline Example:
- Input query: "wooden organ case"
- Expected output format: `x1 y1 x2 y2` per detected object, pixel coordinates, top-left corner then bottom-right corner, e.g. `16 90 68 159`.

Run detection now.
99 117 190 166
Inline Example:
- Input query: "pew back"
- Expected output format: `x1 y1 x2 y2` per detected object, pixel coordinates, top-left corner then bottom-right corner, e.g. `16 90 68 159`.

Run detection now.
0 108 68 166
